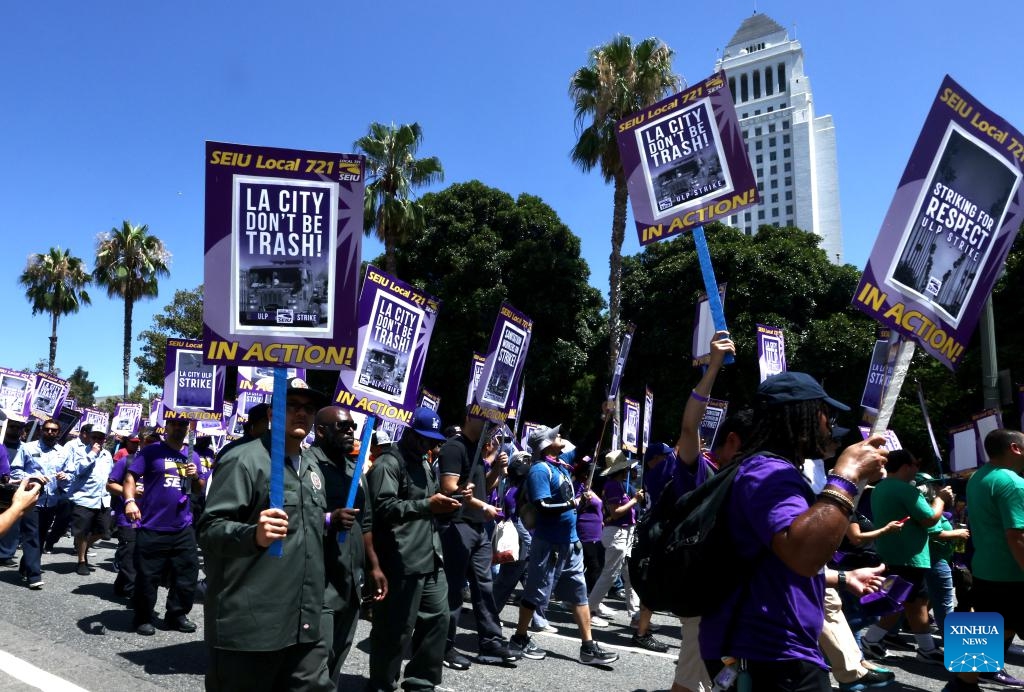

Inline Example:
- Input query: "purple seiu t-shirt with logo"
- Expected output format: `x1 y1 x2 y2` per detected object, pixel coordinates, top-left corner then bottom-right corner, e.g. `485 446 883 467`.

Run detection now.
574 481 604 543
602 478 636 528
109 455 136 529
699 453 826 668
128 442 205 532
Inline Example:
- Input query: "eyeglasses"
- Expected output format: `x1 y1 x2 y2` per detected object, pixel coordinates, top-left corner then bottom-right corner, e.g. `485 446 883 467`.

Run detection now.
286 402 317 415
42 428 61 435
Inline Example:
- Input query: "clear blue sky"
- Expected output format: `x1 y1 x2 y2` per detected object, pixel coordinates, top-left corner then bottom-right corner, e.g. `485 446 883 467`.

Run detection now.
2 1 1020 396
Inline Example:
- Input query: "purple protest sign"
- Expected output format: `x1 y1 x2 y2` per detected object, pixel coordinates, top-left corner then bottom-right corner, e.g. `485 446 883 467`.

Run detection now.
853 76 1024 370
237 366 305 394
611 415 620 452
64 398 77 412
110 402 143 437
616 71 759 246
857 426 903 452
202 142 364 370
691 285 727 367
378 418 405 444
642 387 653 456
860 337 899 412
419 389 440 412
147 397 162 428
465 353 486 407
607 323 635 402
333 265 441 428
470 303 533 424
27 372 70 420
520 421 541 452
221 401 234 434
622 397 640 454
699 398 729 451
0 368 33 422
163 338 226 421
230 391 270 437
756 325 787 383
82 408 109 435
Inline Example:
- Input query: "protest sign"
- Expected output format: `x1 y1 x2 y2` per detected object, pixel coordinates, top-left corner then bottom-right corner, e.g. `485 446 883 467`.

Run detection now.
858 426 903 452
520 421 541 453
419 389 440 412
237 366 305 393
333 265 441 428
622 397 640 454
860 328 898 412
64 398 77 412
607 324 635 402
163 339 225 421
853 76 1024 370
55 406 82 441
470 303 533 424
616 71 759 246
611 415 620 452
0 368 33 422
699 398 729 450
202 141 364 370
110 402 143 437
756 324 787 383
82 408 109 435
973 409 1003 463
378 418 405 444
465 353 486 407
147 397 162 428
949 422 978 472
691 285 727 367
642 387 653 456
27 372 69 420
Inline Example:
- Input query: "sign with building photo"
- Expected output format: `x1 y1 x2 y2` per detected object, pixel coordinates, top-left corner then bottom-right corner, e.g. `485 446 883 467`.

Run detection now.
333 265 441 428
756 324 787 382
110 402 143 437
26 372 70 420
465 352 486 407
853 75 1024 370
642 387 653 455
82 408 109 435
622 397 640 454
203 141 364 369
616 71 759 246
0 368 33 422
163 339 225 421
470 303 533 424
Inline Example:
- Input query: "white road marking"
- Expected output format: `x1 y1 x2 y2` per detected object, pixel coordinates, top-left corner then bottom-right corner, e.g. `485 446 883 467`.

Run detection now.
506 624 678 660
0 651 90 692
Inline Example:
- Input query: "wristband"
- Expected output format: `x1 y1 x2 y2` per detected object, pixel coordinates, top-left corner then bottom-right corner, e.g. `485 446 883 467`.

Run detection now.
823 482 855 501
837 570 847 588
324 512 332 529
826 474 858 497
124 498 137 505
690 390 709 403
818 489 854 515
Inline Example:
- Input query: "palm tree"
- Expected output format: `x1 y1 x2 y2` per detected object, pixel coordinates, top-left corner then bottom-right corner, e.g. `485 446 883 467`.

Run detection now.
93 221 171 397
355 122 444 275
18 247 93 373
569 36 680 368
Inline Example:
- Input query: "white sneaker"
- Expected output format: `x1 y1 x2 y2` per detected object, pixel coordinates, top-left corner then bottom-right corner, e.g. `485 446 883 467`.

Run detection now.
590 615 610 628
595 603 615 619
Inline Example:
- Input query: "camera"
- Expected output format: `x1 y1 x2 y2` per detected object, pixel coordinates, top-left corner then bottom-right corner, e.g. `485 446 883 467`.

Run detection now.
0 478 44 510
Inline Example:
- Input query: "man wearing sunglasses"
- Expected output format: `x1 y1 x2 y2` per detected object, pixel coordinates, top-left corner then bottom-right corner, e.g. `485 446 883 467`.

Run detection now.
199 378 332 692
306 405 388 683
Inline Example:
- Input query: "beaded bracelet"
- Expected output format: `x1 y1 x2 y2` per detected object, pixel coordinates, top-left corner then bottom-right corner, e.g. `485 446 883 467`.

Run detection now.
690 390 709 403
826 474 858 497
819 488 854 514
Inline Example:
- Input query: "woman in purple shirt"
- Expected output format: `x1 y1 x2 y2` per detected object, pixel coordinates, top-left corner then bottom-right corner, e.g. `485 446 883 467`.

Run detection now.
573 460 604 593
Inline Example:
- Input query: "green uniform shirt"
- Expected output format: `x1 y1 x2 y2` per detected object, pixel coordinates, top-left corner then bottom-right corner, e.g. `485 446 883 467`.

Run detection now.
367 445 444 576
871 477 934 568
198 436 327 651
928 516 954 565
967 464 1024 582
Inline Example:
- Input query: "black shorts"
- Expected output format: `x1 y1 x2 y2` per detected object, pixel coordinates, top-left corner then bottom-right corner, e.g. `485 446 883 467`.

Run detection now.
972 577 1024 636
888 564 930 602
71 504 112 540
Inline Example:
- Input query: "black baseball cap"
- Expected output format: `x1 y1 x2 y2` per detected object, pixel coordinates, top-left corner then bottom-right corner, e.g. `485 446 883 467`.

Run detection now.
757 372 850 411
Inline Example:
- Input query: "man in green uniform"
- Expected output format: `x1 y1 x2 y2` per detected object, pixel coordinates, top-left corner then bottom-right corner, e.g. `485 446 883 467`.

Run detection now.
305 405 388 683
945 429 1024 692
366 406 462 692
862 449 953 663
198 378 332 692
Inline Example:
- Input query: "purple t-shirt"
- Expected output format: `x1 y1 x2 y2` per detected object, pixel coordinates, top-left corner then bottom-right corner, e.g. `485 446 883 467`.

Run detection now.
128 442 205 532
602 478 636 528
574 482 604 543
699 453 826 668
108 456 135 529
644 449 719 508
0 444 9 477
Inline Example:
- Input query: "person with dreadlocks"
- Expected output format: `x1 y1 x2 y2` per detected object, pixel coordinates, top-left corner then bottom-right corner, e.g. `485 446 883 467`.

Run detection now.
698 372 889 692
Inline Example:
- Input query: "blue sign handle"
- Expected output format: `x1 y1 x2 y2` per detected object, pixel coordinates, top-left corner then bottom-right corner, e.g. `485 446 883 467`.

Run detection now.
338 416 376 544
268 368 288 558
692 225 734 365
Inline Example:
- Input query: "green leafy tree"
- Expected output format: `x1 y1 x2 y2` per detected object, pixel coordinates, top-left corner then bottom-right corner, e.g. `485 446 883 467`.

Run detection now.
18 247 92 373
569 35 680 368
67 366 98 408
356 122 444 275
135 287 204 388
389 181 606 435
93 221 171 398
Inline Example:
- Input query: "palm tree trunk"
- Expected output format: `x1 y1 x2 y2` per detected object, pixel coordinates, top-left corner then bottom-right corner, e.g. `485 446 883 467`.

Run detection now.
608 172 629 373
48 313 59 374
123 298 133 399
384 224 397 276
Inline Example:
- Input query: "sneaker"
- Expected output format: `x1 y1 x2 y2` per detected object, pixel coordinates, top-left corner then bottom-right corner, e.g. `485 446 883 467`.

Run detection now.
580 641 619 666
165 615 198 633
0 558 16 567
136 623 156 636
76 563 91 576
838 668 896 691
860 639 889 660
477 642 521 665
510 633 546 660
881 632 912 650
629 616 660 633
631 632 669 653
981 670 1024 688
611 588 627 600
915 647 944 664
528 622 558 634
590 615 610 628
443 649 472 670
28 579 44 590
595 603 615 618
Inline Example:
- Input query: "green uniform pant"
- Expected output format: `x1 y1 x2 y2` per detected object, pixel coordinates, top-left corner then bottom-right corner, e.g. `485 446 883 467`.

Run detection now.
206 641 332 692
322 597 360 681
367 569 449 692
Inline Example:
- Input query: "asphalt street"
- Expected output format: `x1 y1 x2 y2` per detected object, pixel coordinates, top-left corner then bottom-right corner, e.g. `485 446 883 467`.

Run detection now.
0 538 1021 691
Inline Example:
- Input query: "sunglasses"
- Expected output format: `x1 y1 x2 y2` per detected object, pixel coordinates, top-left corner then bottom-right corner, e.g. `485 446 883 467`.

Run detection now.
286 402 318 415
332 421 358 433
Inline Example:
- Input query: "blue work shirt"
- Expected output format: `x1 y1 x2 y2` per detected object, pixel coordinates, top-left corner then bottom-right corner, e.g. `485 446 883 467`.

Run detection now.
65 444 114 509
10 440 68 508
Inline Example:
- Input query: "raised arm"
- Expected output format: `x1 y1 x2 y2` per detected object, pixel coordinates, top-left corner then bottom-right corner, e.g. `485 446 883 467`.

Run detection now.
676 332 734 466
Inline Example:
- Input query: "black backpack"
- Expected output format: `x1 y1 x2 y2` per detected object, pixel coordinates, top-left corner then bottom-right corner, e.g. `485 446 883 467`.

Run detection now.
629 457 749 618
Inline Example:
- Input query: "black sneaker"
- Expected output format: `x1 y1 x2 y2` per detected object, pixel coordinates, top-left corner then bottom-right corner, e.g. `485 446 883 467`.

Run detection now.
510 633 546 660
631 632 669 653
443 648 472 670
580 641 619 665
165 615 198 633
76 562 90 576
136 623 156 636
838 668 895 691
0 558 16 567
881 632 912 650
477 642 521 665
916 647 944 664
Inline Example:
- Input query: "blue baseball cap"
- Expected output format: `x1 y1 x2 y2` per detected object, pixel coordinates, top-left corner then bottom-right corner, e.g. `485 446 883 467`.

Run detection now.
756 372 850 411
644 441 673 463
410 406 446 440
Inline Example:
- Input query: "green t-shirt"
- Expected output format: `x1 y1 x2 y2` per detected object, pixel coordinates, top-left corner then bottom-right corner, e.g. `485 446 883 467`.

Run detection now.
871 477 935 568
967 464 1024 582
928 516 954 565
